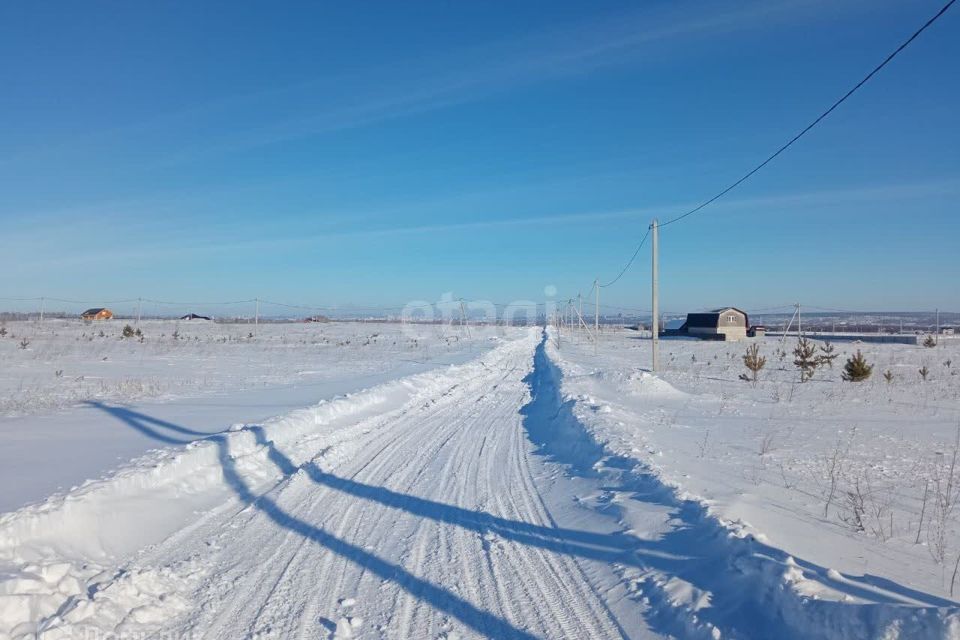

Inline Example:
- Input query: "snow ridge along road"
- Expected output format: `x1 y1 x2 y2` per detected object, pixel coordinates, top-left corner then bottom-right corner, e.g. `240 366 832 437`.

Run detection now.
1 328 957 638
1 328 639 639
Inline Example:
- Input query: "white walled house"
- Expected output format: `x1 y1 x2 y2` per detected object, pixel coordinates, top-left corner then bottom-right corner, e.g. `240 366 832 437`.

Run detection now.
680 308 749 341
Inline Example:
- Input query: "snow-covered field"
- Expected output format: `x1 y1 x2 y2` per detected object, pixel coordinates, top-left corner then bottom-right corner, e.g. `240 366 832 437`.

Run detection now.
1 322 959 639
551 327 960 636
0 320 505 512
0 319 493 418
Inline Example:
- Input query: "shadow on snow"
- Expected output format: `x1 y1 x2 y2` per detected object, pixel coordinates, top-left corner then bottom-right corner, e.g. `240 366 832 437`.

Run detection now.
86 333 956 639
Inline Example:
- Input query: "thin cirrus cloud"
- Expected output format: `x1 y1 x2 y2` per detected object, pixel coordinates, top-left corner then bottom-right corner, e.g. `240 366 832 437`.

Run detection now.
5 0 858 172
13 175 954 273
180 175 960 250
144 0 852 166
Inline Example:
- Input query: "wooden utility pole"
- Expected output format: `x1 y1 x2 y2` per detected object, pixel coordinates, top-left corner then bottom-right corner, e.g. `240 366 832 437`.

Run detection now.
39 297 44 323
651 219 660 373
136 297 142 327
255 298 260 328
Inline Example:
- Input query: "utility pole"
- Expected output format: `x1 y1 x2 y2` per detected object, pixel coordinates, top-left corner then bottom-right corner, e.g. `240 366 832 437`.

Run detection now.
651 219 659 373
255 298 260 328
556 308 561 349
780 305 799 349
578 293 583 333
594 278 599 356
936 308 940 344
459 299 470 338
796 303 802 337
136 297 142 327
39 296 44 323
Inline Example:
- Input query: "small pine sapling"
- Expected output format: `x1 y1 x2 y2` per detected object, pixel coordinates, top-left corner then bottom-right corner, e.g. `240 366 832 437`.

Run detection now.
919 366 930 381
818 341 839 368
19 337 29 350
883 370 894 384
793 337 818 383
742 343 767 386
122 324 136 338
842 350 873 382
924 335 937 348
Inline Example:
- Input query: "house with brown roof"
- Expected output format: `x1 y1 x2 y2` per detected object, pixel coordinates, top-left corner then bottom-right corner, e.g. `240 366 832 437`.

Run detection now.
80 308 113 321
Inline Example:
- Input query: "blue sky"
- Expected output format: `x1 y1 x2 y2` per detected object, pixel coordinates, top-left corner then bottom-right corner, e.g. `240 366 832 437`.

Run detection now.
1 0 958 315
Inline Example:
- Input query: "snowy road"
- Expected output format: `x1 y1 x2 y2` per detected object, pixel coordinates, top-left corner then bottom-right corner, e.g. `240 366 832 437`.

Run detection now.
143 328 642 639
5 327 957 639
5 328 652 639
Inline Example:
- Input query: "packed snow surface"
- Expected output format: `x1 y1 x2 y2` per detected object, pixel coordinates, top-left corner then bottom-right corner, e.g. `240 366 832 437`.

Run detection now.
0 320 501 511
1 322 959 638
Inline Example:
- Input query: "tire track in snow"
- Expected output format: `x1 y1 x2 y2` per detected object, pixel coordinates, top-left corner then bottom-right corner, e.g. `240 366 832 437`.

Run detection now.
213 358 524 638
44 331 661 639
244 376 488 637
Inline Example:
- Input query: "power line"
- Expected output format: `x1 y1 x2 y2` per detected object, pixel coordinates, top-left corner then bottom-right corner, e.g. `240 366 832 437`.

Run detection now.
48 297 139 304
658 0 955 229
143 298 255 306
577 0 954 300
598 227 651 288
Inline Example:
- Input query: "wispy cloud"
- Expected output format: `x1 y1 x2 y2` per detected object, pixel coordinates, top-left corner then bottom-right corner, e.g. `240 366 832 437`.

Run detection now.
10 175 956 272
3 0 865 172
204 176 960 247
148 1 859 166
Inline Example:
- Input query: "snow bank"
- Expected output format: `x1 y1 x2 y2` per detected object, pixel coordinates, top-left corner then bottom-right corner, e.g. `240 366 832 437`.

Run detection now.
0 329 538 638
544 329 960 639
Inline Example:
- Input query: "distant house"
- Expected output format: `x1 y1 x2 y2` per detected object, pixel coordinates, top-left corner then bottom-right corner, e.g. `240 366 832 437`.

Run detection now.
663 318 687 332
180 313 212 321
679 307 749 341
305 315 330 323
80 308 113 321
943 327 956 336
748 325 767 338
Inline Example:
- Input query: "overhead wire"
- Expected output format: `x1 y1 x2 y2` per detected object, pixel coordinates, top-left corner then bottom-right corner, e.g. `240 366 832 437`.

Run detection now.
583 0 955 296
657 0 955 229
